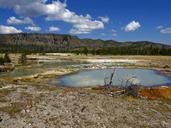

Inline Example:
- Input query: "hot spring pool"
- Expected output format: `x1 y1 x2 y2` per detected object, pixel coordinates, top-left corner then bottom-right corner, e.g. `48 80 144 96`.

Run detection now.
55 68 171 87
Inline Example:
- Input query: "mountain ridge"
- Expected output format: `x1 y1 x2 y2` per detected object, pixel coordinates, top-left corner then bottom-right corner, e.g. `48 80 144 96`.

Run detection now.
0 33 171 55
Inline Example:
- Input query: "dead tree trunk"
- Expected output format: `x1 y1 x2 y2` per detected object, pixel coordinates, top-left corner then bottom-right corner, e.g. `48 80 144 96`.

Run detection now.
104 69 116 95
104 69 116 86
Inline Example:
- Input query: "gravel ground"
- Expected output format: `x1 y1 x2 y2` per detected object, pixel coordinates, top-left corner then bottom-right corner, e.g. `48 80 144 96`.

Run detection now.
0 84 171 128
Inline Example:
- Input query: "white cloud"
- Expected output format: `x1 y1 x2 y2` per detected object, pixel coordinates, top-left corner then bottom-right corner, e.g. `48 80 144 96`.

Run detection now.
0 0 104 34
0 25 22 34
124 21 141 32
156 25 164 30
0 0 46 8
112 29 117 36
7 16 33 25
45 1 104 34
25 26 41 32
157 26 171 34
49 26 60 32
69 20 104 34
98 16 110 23
160 27 171 34
69 28 90 35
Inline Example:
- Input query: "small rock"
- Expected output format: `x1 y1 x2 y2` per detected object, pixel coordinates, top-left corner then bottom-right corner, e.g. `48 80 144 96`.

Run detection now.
0 117 3 122
26 109 30 113
161 121 168 127
21 109 26 114
81 106 86 112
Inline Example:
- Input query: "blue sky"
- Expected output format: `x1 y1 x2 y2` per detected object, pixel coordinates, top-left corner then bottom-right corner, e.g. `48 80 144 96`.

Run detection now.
0 0 171 45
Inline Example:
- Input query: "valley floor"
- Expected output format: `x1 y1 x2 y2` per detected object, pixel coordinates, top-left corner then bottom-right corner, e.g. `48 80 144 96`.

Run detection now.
0 54 171 128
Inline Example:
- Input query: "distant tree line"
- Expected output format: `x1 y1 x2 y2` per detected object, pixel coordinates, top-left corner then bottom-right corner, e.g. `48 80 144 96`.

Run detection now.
72 46 171 56
0 44 171 55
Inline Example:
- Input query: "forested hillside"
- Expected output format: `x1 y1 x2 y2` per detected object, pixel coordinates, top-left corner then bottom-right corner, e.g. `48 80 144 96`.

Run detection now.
0 33 170 55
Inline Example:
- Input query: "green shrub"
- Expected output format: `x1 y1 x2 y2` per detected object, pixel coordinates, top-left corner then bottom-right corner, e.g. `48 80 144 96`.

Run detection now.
4 53 11 63
0 57 5 65
18 53 27 65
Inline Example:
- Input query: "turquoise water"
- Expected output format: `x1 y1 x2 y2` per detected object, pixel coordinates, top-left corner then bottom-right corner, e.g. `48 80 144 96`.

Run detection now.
0 67 41 77
57 68 171 87
0 60 87 77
